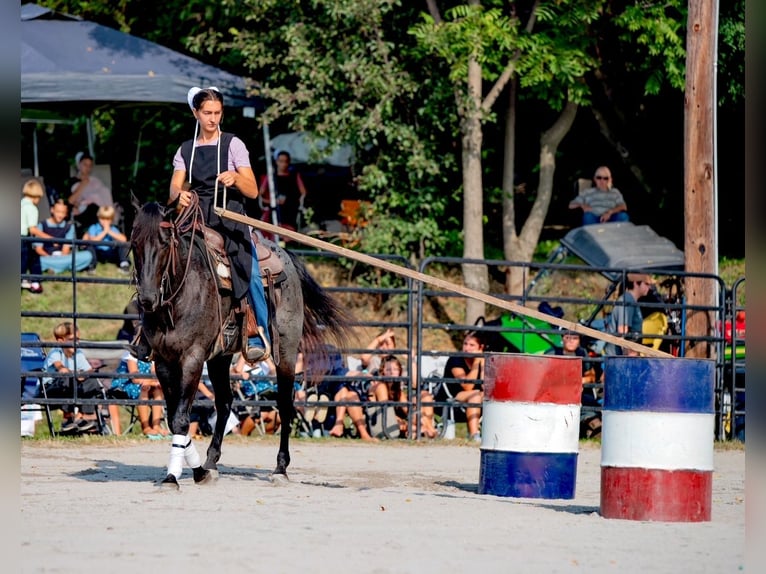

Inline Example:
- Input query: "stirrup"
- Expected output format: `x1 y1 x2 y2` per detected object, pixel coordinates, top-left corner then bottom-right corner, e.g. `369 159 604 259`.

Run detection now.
245 325 271 364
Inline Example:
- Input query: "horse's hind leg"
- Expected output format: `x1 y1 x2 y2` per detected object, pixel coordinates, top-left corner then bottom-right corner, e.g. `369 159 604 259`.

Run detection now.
201 355 234 481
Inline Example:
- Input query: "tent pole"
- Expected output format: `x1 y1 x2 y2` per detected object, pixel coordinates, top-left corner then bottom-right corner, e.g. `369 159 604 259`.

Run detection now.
262 122 280 243
87 117 95 159
33 127 39 177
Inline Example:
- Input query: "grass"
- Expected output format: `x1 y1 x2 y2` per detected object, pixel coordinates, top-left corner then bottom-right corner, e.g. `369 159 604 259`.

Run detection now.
719 258 747 305
21 263 135 341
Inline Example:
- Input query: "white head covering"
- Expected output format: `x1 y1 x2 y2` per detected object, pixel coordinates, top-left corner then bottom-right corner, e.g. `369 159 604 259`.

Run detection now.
187 86 221 111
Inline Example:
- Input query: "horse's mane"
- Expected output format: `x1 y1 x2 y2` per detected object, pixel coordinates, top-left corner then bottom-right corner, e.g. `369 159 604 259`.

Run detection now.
131 202 165 247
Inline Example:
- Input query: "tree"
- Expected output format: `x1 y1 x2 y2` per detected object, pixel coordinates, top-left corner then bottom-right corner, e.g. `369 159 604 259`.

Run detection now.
184 0 462 262
414 1 690 316
413 1 602 319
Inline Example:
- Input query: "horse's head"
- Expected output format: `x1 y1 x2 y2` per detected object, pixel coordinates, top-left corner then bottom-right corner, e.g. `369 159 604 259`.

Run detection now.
131 201 174 313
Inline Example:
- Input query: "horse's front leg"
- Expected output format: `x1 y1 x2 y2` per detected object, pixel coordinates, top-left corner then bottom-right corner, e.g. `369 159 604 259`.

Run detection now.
156 358 208 490
273 369 295 481
203 355 234 476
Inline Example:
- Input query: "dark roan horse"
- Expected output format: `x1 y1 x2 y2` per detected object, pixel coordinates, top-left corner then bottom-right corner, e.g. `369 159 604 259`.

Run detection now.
130 197 350 489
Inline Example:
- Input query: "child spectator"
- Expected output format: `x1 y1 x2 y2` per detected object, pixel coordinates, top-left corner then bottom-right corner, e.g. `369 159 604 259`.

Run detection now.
34 199 93 273
111 352 167 438
20 178 49 294
437 331 485 442
368 354 438 439
359 328 397 373
41 322 104 434
82 204 131 273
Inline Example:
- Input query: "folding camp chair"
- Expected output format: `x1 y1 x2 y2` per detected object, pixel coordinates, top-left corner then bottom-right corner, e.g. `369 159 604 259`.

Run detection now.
21 332 54 436
419 355 458 438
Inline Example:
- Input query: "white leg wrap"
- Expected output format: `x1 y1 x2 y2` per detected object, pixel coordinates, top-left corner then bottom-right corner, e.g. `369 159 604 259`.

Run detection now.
167 434 188 479
184 437 202 468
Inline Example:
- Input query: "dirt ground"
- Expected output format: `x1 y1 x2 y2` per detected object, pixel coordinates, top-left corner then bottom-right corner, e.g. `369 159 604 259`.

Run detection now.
20 438 744 573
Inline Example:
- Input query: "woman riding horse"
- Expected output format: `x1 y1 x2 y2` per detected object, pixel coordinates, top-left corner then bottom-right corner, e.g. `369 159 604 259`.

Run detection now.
169 86 268 362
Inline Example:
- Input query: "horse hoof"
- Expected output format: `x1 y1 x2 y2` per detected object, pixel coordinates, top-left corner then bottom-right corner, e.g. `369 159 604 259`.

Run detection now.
159 474 180 491
270 472 289 485
194 466 218 484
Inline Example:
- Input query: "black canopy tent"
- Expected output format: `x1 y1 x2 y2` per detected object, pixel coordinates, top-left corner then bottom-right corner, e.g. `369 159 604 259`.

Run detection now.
20 3 356 236
21 3 256 107
21 2 262 178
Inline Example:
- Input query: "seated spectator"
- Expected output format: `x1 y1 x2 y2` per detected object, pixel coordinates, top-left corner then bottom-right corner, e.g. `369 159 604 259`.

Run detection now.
111 352 167 438
368 355 437 439
436 331 485 442
302 344 375 441
116 297 140 342
82 205 131 273
568 166 629 226
69 151 115 233
605 273 653 355
34 199 93 274
21 178 50 294
230 353 280 436
41 322 104 434
359 328 397 373
329 385 377 441
545 330 603 438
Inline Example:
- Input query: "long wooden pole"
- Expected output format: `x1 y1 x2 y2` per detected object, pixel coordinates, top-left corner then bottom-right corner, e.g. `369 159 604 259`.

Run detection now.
218 208 672 358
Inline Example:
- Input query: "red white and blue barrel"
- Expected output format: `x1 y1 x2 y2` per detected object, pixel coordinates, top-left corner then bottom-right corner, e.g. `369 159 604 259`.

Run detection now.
478 354 582 499
600 357 715 522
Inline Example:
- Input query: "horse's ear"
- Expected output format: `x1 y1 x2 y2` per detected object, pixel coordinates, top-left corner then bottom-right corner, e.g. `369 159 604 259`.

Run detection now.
130 192 143 212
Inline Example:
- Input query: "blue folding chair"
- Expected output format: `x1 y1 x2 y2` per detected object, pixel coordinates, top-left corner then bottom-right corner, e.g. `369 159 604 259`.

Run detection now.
21 332 55 436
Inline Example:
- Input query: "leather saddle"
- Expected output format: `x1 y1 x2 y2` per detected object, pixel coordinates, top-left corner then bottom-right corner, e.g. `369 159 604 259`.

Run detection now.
199 226 286 291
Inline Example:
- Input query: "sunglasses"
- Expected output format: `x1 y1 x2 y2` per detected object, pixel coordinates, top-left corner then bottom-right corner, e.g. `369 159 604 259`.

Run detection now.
594 176 610 180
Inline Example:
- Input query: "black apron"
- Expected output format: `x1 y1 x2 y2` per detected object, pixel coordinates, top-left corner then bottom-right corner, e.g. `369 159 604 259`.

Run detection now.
180 133 253 301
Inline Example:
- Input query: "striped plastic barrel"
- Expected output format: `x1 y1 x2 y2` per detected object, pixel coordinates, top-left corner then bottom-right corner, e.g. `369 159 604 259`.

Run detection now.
600 357 715 522
478 354 582 499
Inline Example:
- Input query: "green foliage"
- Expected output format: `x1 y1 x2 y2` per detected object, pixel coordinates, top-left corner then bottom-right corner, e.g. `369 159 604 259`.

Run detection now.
410 6 519 82
184 0 463 261
717 0 745 106
29 0 744 265
533 239 560 261
612 1 687 94
21 264 135 341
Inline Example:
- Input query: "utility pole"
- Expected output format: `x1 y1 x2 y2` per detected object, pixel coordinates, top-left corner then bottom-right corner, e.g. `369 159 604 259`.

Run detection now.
684 0 718 358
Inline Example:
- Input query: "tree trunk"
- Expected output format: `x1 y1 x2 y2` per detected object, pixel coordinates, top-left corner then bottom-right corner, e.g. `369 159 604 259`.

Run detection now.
461 55 488 325
684 0 717 359
505 101 579 297
501 76 518 261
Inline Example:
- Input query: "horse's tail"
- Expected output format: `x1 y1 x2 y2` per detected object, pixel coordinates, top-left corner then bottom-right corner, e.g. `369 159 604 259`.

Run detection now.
288 251 354 367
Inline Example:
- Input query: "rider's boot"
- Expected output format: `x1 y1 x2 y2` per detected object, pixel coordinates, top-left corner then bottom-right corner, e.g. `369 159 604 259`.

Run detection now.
245 325 270 364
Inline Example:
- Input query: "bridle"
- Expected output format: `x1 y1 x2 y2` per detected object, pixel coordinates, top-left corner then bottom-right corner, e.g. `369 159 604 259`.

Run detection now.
135 194 208 327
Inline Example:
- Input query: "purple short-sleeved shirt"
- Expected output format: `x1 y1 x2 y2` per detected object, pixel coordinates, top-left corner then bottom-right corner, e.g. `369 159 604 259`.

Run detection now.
172 136 251 172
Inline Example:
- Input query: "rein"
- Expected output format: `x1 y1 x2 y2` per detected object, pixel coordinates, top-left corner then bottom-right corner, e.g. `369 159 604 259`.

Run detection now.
156 192 228 351
158 194 204 316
